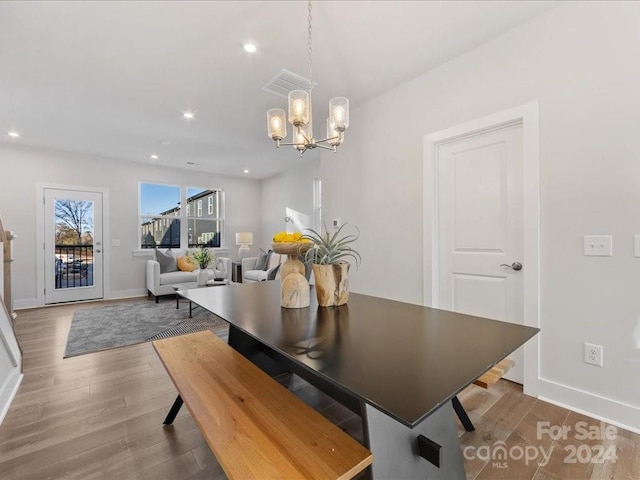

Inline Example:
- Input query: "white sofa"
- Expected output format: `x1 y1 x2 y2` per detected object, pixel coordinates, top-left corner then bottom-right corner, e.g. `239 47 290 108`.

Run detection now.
146 249 231 302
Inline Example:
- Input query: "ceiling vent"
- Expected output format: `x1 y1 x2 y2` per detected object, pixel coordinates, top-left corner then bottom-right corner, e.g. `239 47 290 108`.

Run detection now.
262 69 317 98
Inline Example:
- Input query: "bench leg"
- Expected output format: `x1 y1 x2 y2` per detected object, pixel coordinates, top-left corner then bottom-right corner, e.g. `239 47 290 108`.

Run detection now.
163 395 184 425
452 396 475 432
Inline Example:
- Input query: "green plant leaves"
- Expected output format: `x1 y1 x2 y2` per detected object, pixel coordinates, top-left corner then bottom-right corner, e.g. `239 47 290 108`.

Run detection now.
302 223 361 266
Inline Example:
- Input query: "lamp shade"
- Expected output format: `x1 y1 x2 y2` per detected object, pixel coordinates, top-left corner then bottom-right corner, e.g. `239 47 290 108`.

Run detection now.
329 97 349 131
267 108 286 140
288 90 310 126
235 232 253 246
327 119 343 147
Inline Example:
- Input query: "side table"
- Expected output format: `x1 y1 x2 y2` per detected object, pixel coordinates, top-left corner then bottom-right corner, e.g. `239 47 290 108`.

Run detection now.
232 261 242 283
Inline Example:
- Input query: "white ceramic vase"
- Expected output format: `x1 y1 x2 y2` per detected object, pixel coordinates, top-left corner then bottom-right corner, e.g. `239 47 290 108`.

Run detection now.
197 268 208 286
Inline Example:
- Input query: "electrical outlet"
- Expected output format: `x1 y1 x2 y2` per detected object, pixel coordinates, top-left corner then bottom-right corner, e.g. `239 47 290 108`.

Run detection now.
584 342 603 367
583 235 613 256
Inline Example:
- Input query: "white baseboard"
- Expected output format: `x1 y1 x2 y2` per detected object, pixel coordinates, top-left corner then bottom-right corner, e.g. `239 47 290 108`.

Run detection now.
0 372 23 427
106 288 148 300
15 289 149 310
534 377 640 435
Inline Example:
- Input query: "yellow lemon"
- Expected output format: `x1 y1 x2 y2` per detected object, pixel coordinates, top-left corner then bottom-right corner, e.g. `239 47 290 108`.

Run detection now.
273 232 286 242
293 232 303 241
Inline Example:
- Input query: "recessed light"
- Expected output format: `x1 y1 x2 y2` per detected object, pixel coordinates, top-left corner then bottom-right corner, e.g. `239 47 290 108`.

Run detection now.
243 169 250 174
7 131 19 138
150 154 158 160
159 140 171 145
182 111 195 120
243 43 257 54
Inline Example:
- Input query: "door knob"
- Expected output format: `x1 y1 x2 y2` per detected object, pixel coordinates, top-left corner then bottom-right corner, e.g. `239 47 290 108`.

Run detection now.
95 249 102 253
500 262 522 271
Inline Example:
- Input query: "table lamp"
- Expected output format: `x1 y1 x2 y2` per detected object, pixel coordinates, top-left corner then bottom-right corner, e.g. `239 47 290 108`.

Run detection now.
235 232 253 259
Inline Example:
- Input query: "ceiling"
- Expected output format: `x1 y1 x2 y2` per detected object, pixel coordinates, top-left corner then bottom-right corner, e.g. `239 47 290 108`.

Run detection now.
0 1 561 179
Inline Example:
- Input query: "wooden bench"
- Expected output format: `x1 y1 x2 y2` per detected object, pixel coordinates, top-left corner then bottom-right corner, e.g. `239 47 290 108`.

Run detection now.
453 359 516 432
153 330 373 480
473 359 515 389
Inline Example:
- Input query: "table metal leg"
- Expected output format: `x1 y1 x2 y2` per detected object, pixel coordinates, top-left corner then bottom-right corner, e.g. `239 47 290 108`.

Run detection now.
452 395 475 432
189 301 192 318
362 402 465 479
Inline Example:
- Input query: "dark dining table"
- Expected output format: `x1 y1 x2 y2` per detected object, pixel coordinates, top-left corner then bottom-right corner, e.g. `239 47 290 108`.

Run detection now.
180 281 539 479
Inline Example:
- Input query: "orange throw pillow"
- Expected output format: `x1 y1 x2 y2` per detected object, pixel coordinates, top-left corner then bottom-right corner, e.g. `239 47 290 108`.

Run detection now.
177 256 196 272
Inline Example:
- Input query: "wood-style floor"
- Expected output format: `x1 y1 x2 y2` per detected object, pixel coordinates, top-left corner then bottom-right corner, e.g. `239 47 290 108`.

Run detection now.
0 298 638 479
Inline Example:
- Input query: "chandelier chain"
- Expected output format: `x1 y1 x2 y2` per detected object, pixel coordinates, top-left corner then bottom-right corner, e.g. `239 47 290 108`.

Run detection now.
307 0 313 93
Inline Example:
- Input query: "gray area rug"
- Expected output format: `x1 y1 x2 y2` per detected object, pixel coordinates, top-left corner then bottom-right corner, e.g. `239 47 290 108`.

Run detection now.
64 300 228 358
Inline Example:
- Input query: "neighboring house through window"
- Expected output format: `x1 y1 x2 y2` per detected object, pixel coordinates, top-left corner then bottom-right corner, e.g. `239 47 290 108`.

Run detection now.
139 183 224 249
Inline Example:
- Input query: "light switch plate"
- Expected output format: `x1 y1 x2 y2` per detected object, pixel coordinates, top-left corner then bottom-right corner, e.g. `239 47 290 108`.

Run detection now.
583 235 613 257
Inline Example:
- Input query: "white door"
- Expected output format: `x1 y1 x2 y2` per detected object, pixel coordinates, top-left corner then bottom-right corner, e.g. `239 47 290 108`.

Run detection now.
44 188 104 304
436 122 524 383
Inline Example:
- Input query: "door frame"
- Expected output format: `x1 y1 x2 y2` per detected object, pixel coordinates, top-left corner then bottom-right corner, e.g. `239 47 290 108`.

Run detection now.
35 183 110 307
422 102 540 395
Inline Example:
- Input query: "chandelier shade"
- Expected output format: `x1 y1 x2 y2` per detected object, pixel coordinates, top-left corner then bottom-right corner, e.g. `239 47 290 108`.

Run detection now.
288 90 311 126
329 97 349 131
266 0 349 156
267 108 286 140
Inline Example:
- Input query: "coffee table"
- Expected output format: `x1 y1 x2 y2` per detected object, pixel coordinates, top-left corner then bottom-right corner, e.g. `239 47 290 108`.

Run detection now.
171 280 231 318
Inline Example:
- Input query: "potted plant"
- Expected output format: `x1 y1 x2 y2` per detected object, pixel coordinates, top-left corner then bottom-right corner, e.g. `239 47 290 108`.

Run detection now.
303 224 361 307
190 247 215 286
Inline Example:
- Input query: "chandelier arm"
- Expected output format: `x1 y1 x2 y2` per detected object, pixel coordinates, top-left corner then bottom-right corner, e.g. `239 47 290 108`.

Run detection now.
315 136 341 144
315 144 338 151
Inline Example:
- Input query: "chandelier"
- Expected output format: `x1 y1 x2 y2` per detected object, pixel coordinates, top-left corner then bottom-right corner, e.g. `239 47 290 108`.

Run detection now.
267 0 349 156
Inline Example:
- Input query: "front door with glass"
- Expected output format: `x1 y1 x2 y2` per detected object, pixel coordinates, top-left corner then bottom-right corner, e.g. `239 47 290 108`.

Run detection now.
44 188 103 304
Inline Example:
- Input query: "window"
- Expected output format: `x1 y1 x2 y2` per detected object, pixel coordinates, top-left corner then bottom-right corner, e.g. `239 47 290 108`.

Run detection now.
187 187 222 248
139 183 181 249
139 183 224 249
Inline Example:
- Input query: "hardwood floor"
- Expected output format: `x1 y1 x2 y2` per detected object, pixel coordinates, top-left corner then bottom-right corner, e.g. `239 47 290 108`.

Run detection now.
1 298 638 479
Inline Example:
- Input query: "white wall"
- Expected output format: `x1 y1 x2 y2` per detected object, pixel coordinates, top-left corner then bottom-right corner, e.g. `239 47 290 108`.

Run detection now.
321 2 640 430
0 143 261 306
260 158 320 249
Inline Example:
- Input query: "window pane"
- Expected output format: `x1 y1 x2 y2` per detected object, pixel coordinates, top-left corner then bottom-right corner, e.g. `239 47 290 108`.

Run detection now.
187 188 219 219
188 219 221 247
140 183 181 216
141 216 180 248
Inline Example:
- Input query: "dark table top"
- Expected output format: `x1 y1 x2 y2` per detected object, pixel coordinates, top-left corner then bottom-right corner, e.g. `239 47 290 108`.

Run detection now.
182 282 539 428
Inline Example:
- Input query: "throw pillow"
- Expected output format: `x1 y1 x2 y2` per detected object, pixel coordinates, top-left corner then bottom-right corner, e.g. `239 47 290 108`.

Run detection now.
255 249 269 271
266 263 280 281
156 249 178 274
266 251 281 270
177 255 196 272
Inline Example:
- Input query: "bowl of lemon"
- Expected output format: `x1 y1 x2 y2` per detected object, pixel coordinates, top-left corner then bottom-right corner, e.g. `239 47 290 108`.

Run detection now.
271 231 313 256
